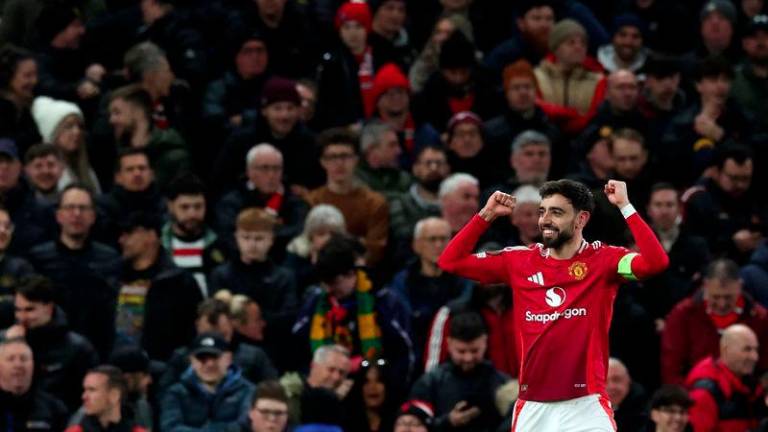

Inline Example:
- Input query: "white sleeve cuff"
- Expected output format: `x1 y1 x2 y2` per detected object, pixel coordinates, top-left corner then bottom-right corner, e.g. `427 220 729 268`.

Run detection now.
620 204 637 219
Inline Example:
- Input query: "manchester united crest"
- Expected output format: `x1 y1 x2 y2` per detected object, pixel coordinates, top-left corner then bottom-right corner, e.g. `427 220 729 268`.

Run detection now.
569 262 588 280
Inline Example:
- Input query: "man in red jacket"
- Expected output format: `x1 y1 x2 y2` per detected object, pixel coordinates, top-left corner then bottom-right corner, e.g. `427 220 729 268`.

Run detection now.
686 324 763 431
661 259 768 385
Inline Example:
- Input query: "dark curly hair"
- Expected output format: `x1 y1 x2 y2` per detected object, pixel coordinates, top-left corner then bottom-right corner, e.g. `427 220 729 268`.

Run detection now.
539 179 595 213
0 45 35 90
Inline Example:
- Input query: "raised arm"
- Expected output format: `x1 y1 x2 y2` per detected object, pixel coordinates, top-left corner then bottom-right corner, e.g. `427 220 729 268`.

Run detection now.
605 180 670 279
437 191 516 284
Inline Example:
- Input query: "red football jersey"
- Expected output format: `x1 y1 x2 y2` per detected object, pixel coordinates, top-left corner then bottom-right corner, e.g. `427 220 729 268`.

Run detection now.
439 215 640 402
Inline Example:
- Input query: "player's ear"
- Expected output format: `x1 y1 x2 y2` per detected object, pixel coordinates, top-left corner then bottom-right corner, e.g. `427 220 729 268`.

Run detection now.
576 210 590 229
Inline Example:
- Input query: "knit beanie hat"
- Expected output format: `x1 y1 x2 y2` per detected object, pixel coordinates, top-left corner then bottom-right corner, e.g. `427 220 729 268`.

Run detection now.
31 96 83 144
548 18 587 52
36 2 81 44
335 1 372 33
367 63 410 115
446 111 482 136
502 59 537 92
261 76 300 107
368 0 406 15
700 0 737 24
439 31 476 69
397 400 435 431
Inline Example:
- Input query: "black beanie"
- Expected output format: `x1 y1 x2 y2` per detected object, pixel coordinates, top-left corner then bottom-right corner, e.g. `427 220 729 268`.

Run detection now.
439 31 476 70
36 2 81 43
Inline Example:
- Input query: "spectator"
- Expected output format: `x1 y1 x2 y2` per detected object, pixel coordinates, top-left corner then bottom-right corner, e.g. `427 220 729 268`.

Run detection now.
66 365 148 432
625 0 695 55
0 206 33 327
355 120 412 197
648 385 692 432
439 173 480 235
682 145 763 261
368 0 416 70
218 292 268 348
686 324 762 431
344 358 398 432
685 0 741 65
216 143 309 260
409 13 473 93
484 1 556 77
413 31 500 132
661 57 755 187
534 19 606 134
578 70 647 148
367 64 440 163
482 184 542 249
389 145 449 254
161 333 255 432
2 275 98 412
214 76 322 195
0 0 105 49
444 112 500 189
162 174 228 297
731 14 768 132
23 144 65 205
483 60 563 178
293 234 414 382
411 311 509 432
247 380 290 432
27 184 120 357
743 239 768 307
115 211 202 361
210 207 297 367
280 344 351 426
107 347 156 430
0 45 42 154
393 400 435 432
285 204 348 291
108 84 192 189
306 128 389 265
34 2 104 104
94 148 167 247
0 338 68 432
638 183 711 327
160 298 277 391
597 14 648 73
661 259 768 385
315 1 379 129
607 357 649 432
120 42 180 132
31 96 101 193
202 31 271 140
637 55 686 150
491 130 552 199
390 217 471 365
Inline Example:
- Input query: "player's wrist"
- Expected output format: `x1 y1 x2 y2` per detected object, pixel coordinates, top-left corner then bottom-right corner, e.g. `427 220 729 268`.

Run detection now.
478 208 496 223
619 203 636 219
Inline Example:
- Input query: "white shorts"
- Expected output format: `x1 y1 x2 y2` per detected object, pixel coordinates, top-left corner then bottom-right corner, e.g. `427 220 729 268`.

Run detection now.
510 394 617 432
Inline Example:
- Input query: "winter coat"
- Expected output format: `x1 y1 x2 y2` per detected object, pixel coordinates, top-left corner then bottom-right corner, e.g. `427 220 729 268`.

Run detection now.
1 178 53 255
0 387 68 432
143 127 192 190
94 184 167 247
0 98 41 156
0 254 34 327
742 241 768 308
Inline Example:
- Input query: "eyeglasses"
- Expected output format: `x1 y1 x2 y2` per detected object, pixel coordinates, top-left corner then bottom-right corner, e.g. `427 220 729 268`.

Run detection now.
322 153 356 163
59 204 93 213
255 408 288 419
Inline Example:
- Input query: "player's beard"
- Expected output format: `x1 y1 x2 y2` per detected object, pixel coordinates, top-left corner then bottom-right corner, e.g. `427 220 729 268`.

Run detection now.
540 223 574 250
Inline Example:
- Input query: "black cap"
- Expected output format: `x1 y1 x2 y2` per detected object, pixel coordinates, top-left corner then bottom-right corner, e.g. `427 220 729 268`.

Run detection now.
108 346 151 373
190 332 229 357
118 211 162 235
746 14 768 37
644 54 681 78
0 139 19 160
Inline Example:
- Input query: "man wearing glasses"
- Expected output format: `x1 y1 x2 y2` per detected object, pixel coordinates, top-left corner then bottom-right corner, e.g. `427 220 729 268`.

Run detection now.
247 381 290 432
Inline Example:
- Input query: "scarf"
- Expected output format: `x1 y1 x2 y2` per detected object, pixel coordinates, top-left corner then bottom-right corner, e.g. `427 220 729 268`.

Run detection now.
310 269 382 359
357 46 375 118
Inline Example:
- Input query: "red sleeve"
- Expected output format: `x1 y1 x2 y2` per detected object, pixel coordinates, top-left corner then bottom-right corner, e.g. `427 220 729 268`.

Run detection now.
437 215 513 284
627 212 670 279
65 426 83 432
423 307 451 372
660 305 690 385
688 388 720 432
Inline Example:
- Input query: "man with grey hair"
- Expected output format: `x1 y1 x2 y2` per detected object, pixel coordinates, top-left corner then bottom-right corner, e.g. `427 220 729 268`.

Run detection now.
216 143 308 259
356 120 412 197
439 173 480 234
123 42 176 107
483 130 551 204
279 344 351 426
390 217 471 369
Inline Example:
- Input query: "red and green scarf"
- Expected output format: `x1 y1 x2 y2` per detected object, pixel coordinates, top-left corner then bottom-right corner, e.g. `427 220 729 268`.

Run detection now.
310 269 382 359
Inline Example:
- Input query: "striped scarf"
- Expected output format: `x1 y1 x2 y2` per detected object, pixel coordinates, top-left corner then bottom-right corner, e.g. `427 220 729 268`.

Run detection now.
310 269 382 359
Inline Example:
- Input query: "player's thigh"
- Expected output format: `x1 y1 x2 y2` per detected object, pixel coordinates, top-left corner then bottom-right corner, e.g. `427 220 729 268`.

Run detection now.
559 394 617 432
510 399 558 431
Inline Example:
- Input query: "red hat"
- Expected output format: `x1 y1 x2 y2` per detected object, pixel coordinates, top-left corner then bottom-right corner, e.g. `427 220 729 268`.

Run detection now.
367 63 410 115
335 1 372 33
261 76 300 107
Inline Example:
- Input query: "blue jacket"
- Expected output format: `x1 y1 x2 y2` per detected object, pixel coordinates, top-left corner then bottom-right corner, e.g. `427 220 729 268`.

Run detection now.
160 366 255 432
742 241 768 308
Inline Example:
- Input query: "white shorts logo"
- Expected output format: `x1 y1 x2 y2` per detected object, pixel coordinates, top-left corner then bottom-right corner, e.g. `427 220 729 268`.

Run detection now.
545 287 566 307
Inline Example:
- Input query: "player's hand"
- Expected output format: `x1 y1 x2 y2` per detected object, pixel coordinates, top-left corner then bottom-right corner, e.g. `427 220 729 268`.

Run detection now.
479 191 515 222
448 401 481 427
604 180 629 208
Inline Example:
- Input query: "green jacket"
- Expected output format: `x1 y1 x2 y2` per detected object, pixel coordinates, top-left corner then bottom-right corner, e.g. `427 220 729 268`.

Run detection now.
355 162 413 200
145 128 192 189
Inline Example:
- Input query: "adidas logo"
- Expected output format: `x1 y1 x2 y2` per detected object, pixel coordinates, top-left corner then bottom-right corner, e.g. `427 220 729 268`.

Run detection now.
527 272 545 286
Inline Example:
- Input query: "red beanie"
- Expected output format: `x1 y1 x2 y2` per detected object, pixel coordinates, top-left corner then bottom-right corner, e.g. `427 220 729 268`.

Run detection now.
335 1 373 33
367 63 410 115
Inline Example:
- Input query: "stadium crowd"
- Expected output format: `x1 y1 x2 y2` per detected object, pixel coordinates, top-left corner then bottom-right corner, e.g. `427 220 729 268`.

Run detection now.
0 0 768 430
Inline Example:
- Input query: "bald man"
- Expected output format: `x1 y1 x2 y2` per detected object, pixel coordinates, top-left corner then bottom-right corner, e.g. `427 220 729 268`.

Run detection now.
607 357 649 432
685 324 762 431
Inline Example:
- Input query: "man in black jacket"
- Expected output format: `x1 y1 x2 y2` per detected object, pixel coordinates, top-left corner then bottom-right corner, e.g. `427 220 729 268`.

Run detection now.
0 205 33 328
0 338 68 432
2 275 98 412
27 184 121 358
115 211 202 362
410 311 509 432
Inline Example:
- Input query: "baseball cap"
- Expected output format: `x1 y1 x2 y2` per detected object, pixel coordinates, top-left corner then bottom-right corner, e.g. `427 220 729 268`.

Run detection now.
108 346 151 373
700 0 737 24
746 14 768 36
190 332 229 357
0 139 19 160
